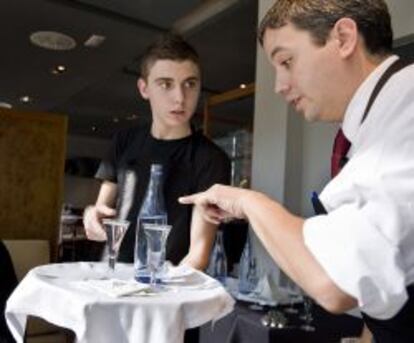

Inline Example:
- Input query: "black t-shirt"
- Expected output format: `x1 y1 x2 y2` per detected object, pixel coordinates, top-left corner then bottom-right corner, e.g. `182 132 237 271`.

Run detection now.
96 123 231 264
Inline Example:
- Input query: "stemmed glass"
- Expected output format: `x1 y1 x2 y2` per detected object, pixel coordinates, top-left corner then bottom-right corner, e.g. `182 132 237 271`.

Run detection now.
102 218 130 274
143 223 172 288
300 294 316 331
283 278 303 314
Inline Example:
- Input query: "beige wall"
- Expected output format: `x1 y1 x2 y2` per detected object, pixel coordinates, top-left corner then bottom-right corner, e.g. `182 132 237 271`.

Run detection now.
386 0 414 39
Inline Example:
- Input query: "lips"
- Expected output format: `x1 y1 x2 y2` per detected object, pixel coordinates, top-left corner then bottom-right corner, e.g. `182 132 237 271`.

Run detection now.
288 97 302 111
170 110 185 116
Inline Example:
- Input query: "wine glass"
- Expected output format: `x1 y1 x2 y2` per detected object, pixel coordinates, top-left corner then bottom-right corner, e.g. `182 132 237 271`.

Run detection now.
102 218 130 274
248 274 272 311
143 223 172 288
283 278 303 314
300 294 316 331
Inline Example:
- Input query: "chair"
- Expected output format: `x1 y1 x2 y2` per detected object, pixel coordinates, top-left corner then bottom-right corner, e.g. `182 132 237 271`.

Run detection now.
3 239 74 343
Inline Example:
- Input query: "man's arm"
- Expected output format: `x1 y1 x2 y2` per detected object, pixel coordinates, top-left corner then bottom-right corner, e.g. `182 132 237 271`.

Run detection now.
180 184 357 313
179 206 217 270
83 181 118 241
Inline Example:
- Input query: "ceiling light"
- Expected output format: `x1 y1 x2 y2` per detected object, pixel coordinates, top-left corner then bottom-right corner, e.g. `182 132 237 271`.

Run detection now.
126 114 139 121
239 83 247 89
30 31 76 51
19 95 32 103
51 65 67 75
0 102 12 109
172 0 241 34
84 35 106 48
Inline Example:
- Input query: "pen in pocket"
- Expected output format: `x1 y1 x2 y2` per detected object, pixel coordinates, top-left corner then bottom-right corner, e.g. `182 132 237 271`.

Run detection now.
311 191 327 215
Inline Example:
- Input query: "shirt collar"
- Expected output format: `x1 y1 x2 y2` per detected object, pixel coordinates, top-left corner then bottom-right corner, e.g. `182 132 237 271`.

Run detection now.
342 55 399 143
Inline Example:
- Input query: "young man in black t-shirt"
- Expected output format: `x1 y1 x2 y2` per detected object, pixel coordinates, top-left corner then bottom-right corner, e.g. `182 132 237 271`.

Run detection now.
83 34 230 270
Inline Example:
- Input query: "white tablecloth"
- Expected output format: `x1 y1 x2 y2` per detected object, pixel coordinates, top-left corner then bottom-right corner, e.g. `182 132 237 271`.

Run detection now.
6 262 235 343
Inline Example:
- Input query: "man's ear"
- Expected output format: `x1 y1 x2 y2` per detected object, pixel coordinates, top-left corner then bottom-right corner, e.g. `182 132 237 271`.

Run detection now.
137 78 149 100
332 17 358 59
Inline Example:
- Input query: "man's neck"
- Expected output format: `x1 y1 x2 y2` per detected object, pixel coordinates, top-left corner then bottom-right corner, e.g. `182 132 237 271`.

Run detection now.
150 123 192 140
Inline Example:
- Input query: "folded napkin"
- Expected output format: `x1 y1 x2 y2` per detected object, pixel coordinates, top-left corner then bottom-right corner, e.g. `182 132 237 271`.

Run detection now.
73 279 152 297
162 265 220 291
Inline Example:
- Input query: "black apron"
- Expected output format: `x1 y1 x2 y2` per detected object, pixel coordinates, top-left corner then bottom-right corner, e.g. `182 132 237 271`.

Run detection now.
312 58 414 343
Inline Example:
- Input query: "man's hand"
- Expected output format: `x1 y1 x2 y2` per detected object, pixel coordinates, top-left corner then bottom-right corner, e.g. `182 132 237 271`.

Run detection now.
179 184 249 224
83 204 116 241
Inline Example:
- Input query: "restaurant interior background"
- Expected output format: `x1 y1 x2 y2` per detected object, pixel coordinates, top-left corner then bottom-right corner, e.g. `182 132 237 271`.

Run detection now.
1 0 414 288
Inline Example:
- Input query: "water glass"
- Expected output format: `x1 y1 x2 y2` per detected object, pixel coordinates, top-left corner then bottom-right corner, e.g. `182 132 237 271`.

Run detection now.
300 295 316 331
143 223 172 287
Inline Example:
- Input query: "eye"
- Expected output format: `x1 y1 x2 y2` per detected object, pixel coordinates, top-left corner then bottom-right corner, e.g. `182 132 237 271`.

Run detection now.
184 79 198 89
159 80 173 90
280 57 292 69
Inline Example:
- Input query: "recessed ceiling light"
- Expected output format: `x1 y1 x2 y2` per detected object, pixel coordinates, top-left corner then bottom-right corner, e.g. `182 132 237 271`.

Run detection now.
239 83 247 89
30 31 76 51
126 114 139 121
0 102 12 109
19 95 32 103
84 34 106 48
51 65 67 75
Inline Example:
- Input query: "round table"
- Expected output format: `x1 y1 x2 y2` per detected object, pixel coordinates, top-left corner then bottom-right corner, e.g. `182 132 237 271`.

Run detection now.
6 262 234 343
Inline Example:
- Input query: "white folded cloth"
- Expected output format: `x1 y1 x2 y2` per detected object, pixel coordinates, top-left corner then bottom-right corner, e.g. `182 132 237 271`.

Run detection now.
74 279 152 297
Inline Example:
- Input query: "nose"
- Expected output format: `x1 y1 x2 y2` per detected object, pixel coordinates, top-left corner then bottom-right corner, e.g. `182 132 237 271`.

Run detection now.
173 85 185 104
274 71 291 96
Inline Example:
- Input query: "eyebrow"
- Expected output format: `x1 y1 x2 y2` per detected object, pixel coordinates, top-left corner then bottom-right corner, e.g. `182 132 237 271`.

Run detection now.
154 76 200 83
269 46 287 59
184 76 200 82
154 77 173 83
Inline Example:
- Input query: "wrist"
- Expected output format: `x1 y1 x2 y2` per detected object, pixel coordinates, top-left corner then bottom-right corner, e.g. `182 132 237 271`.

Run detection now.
239 189 259 219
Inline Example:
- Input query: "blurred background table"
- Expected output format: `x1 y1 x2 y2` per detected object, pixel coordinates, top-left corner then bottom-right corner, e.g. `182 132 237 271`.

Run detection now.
200 301 363 343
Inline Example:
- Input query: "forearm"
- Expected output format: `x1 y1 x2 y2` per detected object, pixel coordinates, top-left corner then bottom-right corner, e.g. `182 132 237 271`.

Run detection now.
181 207 218 270
241 190 357 312
95 181 117 207
84 181 117 241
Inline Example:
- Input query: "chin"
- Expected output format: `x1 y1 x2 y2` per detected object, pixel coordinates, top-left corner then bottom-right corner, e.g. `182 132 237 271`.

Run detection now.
303 108 323 122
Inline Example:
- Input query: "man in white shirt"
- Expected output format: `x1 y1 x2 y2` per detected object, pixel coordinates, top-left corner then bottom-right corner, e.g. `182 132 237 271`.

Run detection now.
179 1 414 342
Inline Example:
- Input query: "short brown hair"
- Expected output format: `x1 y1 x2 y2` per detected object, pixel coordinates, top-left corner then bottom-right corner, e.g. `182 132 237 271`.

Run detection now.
139 33 201 80
258 0 393 56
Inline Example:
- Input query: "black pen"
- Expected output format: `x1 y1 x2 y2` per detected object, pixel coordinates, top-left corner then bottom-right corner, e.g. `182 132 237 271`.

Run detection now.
311 191 327 215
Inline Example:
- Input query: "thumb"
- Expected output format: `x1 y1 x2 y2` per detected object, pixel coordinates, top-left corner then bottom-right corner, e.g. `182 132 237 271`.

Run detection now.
96 204 116 216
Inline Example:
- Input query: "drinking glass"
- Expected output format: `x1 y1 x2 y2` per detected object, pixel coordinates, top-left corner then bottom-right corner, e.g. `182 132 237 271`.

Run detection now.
284 278 303 314
102 218 130 274
143 223 172 287
300 295 316 331
248 275 268 311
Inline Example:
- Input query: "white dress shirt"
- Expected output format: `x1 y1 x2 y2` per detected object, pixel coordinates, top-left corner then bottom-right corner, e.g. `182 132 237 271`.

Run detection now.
303 55 414 319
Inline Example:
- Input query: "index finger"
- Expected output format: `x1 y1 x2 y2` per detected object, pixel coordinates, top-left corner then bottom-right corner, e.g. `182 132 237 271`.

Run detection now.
178 194 199 205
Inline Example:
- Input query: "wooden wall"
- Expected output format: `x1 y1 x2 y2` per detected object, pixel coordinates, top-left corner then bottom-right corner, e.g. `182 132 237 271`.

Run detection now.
0 109 67 259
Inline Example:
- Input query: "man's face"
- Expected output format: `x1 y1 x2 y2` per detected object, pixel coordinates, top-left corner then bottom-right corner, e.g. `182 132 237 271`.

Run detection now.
138 59 201 130
263 23 345 122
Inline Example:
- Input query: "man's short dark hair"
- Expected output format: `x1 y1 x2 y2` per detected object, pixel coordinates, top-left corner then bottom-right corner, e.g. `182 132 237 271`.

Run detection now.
258 0 393 57
140 33 201 80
